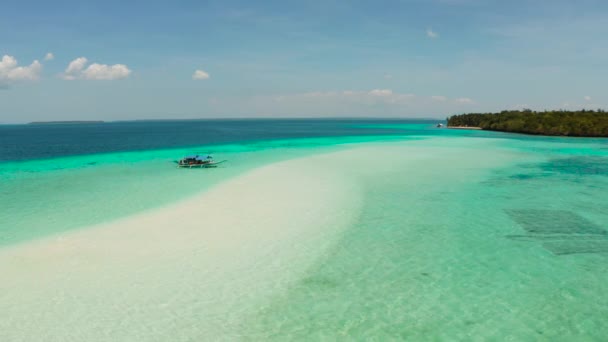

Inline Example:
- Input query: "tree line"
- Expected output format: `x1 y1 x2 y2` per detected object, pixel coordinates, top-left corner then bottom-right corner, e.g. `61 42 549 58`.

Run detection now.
447 109 608 137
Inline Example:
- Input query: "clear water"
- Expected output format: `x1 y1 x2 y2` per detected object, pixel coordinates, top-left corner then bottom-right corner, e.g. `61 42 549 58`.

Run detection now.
1 120 607 340
246 138 608 340
0 119 434 246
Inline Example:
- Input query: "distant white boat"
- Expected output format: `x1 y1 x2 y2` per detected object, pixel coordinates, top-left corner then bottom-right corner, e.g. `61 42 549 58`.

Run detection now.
436 123 444 128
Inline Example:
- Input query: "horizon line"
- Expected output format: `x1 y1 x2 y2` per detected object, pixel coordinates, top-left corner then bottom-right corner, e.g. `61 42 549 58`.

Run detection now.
2 116 447 125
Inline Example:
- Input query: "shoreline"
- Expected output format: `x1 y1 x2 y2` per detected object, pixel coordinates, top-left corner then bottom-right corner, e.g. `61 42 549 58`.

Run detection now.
447 125 608 138
447 126 483 130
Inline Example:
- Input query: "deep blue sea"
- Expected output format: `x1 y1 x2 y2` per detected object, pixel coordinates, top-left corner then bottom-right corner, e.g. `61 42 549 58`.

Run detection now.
0 119 449 161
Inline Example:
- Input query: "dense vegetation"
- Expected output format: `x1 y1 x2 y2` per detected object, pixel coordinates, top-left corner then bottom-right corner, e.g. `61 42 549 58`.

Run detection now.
447 110 608 137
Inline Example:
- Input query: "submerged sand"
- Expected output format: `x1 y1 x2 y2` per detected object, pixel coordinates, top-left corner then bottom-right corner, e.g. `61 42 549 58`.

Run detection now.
0 150 363 341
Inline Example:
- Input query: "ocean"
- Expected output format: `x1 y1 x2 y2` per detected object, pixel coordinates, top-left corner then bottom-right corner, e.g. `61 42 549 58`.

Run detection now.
1 119 607 340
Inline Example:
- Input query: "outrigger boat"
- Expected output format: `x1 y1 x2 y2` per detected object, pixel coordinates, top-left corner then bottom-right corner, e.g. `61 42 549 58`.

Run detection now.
176 155 226 168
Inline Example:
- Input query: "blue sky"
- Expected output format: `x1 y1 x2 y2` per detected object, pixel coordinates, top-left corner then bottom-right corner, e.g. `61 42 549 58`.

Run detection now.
1 0 607 123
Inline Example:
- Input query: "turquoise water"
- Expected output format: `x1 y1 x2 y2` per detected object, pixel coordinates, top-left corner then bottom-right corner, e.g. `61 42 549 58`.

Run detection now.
1 121 607 340
0 134 413 246
246 138 608 340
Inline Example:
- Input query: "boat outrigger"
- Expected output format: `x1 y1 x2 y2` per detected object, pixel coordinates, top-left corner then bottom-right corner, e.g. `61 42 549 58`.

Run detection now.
176 155 226 168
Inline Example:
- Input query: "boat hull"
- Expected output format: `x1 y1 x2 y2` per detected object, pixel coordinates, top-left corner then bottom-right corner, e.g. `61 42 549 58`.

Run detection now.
177 160 226 168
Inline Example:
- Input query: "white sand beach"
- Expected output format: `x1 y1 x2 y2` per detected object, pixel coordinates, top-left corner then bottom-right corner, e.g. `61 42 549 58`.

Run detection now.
0 150 363 341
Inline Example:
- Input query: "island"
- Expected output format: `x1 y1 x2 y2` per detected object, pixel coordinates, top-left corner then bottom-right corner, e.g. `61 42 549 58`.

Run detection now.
28 120 105 125
447 110 608 137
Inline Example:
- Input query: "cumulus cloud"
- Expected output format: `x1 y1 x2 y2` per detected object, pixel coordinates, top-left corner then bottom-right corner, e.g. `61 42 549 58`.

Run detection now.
584 96 591 101
44 52 54 61
83 63 131 80
62 57 132 80
427 28 439 39
64 57 88 76
192 69 210 80
0 55 43 84
431 95 448 102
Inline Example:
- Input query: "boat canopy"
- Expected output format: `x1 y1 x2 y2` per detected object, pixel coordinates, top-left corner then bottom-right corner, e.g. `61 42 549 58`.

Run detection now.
183 154 212 161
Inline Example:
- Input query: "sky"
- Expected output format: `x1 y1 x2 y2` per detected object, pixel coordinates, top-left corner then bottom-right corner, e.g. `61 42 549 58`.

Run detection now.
1 0 607 123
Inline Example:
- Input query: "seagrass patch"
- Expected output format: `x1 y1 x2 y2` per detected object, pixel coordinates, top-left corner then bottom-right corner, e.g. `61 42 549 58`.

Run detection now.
539 156 608 176
506 209 608 256
506 209 606 235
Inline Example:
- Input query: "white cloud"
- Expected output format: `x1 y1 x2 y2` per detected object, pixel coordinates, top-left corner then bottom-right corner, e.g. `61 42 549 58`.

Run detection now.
431 95 447 102
455 97 475 104
82 63 131 80
44 52 54 61
584 96 591 101
426 28 439 39
192 69 210 80
62 57 131 80
65 57 88 76
0 55 42 84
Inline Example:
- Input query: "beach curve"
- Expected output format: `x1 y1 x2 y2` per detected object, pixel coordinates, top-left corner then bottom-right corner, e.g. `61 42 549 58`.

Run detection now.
0 150 363 341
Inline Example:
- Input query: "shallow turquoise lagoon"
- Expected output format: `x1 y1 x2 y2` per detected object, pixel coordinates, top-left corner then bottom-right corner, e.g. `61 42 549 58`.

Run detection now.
1 121 607 340
246 138 608 340
0 134 415 246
